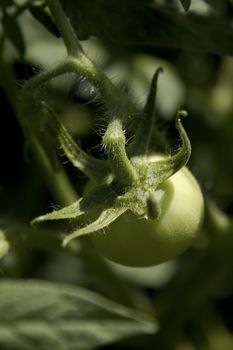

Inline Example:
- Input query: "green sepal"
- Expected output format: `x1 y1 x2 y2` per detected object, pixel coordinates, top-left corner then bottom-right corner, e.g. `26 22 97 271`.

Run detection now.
62 207 126 247
31 199 84 225
45 104 110 180
129 67 163 156
142 110 191 187
32 183 118 225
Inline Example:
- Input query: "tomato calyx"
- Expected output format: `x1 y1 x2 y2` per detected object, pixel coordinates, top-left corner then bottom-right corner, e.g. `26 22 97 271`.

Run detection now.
32 110 191 247
31 64 193 248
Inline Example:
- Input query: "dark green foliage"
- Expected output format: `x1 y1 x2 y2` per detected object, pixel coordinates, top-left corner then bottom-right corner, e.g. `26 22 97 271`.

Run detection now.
2 14 25 58
60 0 233 55
29 2 60 37
0 0 14 8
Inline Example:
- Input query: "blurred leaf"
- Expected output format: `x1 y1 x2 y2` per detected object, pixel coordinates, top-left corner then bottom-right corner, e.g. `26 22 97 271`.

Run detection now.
180 0 192 11
59 0 233 55
29 3 60 37
0 0 14 8
2 15 25 58
0 230 10 259
0 280 157 350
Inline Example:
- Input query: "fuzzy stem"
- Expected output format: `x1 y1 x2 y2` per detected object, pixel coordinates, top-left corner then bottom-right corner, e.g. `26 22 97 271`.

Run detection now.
20 59 73 95
67 55 135 116
47 0 82 56
20 56 134 121
103 119 138 187
45 1 136 120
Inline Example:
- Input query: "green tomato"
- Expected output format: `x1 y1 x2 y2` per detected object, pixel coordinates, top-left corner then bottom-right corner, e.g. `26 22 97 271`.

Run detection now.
91 154 204 267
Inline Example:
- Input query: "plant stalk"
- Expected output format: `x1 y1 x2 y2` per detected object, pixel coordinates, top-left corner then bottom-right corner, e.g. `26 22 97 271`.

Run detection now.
47 0 82 56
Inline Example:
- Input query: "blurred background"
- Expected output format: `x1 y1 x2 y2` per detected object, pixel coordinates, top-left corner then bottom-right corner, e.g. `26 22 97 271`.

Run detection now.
1 1 233 349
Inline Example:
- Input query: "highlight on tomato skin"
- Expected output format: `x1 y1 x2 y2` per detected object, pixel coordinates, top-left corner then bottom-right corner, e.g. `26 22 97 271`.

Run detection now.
91 154 205 268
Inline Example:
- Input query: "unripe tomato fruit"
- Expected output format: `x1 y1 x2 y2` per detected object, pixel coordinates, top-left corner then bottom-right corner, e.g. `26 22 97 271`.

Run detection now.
91 154 204 267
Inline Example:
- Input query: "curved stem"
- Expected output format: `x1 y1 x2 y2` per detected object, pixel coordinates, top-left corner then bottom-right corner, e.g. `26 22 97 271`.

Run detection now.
38 0 136 121
20 59 73 97
67 55 135 116
20 55 134 120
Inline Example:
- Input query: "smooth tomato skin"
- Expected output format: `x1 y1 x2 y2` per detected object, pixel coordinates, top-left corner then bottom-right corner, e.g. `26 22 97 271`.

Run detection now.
91 155 204 267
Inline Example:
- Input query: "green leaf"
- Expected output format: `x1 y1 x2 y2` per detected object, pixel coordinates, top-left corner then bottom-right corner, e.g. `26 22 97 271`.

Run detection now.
0 280 157 350
2 14 25 58
60 0 233 56
29 3 60 37
180 0 191 11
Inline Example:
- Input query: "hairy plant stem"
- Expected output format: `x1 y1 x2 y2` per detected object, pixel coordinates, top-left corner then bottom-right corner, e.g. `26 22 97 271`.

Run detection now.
34 0 137 188
103 119 138 187
46 0 131 111
19 0 138 190
64 57 137 188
